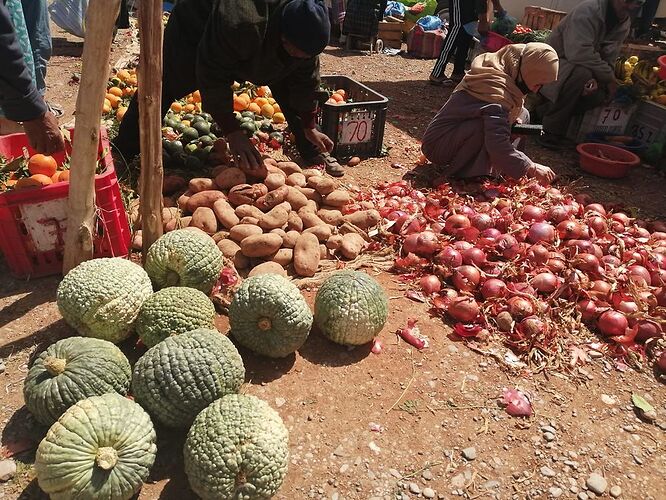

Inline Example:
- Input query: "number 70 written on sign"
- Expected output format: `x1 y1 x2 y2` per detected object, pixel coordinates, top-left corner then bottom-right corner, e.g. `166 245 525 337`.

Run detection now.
340 114 374 144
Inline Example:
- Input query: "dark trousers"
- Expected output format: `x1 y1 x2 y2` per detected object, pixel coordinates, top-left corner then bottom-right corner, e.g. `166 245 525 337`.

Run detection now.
431 0 474 78
541 66 606 136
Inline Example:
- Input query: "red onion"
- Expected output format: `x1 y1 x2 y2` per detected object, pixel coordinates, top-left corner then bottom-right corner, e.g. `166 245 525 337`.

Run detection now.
632 227 651 239
557 220 583 240
526 244 549 265
572 253 601 274
453 241 474 252
585 203 606 216
527 222 556 244
455 226 480 242
613 293 639 314
611 212 631 225
657 287 666 307
481 278 507 299
627 265 651 287
589 280 612 300
403 234 419 254
447 296 479 322
517 316 547 337
497 234 520 259
420 274 442 295
482 228 502 239
471 213 494 231
650 268 666 287
598 310 628 337
602 255 621 269
574 193 593 206
578 299 600 321
435 247 463 267
658 351 666 372
430 222 445 234
546 187 563 198
507 296 534 319
521 205 546 222
610 220 626 233
462 247 486 266
532 272 559 293
633 320 662 343
413 231 439 256
386 210 407 221
547 205 570 224
648 252 666 270
445 214 471 234
404 217 426 235
452 265 481 292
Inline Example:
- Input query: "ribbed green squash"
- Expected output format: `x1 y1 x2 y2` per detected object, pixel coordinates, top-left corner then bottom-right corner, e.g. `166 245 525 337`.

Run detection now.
314 271 388 345
229 274 312 357
35 393 157 500
184 394 289 500
135 287 216 347
132 329 245 428
57 258 153 343
144 229 223 294
23 337 131 426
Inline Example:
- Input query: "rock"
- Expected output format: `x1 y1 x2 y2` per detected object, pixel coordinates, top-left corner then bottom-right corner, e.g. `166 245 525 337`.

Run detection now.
610 486 622 498
339 464 349 474
450 473 466 488
462 447 477 461
541 425 557 434
601 394 616 405
0 361 5 374
389 468 402 479
368 441 381 454
423 487 436 498
549 487 564 498
409 482 421 495
543 432 556 442
332 445 346 457
577 493 589 500
0 459 16 482
331 493 339 500
483 480 500 489
541 466 557 478
275 397 286 407
422 470 433 481
640 409 657 423
586 473 608 495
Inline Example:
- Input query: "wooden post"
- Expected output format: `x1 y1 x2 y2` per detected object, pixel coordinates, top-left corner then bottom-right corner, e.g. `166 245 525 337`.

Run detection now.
63 0 121 274
138 0 164 261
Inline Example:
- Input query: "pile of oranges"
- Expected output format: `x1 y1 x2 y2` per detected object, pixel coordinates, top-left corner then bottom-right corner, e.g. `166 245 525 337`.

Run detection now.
169 90 203 115
103 68 138 122
231 85 286 124
325 89 348 105
1 154 70 192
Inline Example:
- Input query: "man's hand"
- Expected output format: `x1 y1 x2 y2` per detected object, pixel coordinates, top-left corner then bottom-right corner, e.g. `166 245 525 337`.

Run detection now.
527 162 556 185
304 128 333 153
22 112 65 154
226 130 263 175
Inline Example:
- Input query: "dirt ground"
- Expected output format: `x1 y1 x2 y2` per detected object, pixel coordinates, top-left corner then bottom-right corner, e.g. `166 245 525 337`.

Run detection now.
1 20 666 500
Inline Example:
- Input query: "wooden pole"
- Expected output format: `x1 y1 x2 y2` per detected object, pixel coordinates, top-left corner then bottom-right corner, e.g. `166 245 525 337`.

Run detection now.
63 0 121 274
138 0 164 261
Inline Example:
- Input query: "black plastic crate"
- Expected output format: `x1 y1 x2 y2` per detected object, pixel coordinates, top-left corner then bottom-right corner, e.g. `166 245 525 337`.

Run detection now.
318 75 388 159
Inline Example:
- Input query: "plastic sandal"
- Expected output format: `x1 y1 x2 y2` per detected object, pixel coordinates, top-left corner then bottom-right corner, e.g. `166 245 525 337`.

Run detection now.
304 152 345 177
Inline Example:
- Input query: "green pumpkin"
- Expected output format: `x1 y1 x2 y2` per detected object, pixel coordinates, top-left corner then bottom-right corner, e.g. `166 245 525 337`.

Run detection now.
135 287 216 348
35 393 157 500
132 329 245 428
184 394 289 500
144 229 223 294
23 337 131 426
314 271 388 345
229 274 313 357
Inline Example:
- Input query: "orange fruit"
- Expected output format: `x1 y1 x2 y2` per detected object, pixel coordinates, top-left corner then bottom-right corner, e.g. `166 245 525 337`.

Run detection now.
272 112 285 124
272 103 281 113
326 98 338 105
331 93 344 103
52 170 70 183
238 92 251 103
30 174 53 186
126 76 137 86
28 154 58 177
254 97 268 108
192 90 202 103
15 176 49 190
170 102 182 113
267 97 276 105
116 106 128 121
122 87 135 97
255 86 269 97
108 86 123 97
117 69 131 82
335 89 347 99
233 96 247 111
247 102 261 114
260 103 274 118
106 94 122 109
183 103 196 113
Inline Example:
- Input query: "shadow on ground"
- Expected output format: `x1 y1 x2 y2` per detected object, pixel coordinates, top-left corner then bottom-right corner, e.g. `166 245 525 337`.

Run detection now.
51 37 83 57
298 327 373 367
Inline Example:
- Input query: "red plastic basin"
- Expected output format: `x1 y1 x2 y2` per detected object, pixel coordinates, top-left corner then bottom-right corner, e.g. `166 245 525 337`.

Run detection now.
482 32 513 53
658 55 666 81
576 143 641 179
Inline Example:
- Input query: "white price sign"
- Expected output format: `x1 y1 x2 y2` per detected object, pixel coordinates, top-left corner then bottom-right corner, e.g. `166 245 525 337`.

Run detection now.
596 106 630 129
340 112 373 145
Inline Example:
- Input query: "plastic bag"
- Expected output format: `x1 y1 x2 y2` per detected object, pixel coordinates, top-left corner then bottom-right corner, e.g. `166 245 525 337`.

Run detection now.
48 0 88 39
385 1 406 18
417 15 442 31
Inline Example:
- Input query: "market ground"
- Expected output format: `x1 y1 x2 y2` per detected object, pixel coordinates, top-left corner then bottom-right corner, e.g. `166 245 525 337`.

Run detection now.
1 24 665 500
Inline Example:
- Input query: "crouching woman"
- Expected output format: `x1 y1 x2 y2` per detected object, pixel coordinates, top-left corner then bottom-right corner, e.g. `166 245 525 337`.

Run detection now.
421 42 559 184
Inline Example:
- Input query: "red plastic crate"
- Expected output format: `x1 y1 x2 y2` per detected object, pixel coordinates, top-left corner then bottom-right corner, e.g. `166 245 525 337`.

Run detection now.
0 128 131 278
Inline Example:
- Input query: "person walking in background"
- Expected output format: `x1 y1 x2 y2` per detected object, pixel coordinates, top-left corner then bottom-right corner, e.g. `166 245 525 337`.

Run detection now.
429 0 505 86
422 43 558 185
341 0 386 47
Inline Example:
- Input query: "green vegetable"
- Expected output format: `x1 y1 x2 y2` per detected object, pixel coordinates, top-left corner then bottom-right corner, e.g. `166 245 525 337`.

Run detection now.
144 229 223 294
57 258 153 343
229 274 313 357
184 394 289 500
35 393 157 500
135 287 216 347
314 271 388 345
132 329 245 428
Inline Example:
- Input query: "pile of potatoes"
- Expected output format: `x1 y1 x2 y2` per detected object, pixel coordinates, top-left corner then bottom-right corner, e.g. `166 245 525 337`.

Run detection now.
131 157 381 277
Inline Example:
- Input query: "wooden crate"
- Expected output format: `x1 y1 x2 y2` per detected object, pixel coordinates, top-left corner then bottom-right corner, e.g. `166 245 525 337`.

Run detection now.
378 18 404 49
522 6 566 31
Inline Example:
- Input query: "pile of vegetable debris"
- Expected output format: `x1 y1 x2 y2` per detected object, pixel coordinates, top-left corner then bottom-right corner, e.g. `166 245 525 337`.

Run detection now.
351 178 666 372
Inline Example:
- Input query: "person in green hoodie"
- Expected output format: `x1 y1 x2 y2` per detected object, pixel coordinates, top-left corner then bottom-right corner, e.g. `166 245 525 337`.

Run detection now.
115 0 345 176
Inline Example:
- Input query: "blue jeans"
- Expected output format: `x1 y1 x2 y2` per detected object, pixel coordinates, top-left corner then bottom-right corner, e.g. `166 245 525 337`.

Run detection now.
21 0 51 96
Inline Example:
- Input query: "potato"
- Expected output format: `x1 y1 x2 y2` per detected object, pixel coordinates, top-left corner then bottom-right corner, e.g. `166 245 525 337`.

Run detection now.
359 200 375 210
283 230 300 248
317 208 343 226
263 156 278 168
189 177 217 193
271 248 293 267
340 233 365 259
230 224 263 242
163 196 177 208
191 207 218 234
277 161 302 175
323 189 351 208
164 219 178 232
248 261 287 278
302 168 323 180
210 165 227 178
297 187 322 204
264 172 286 191
131 230 142 251
257 185 290 211
304 224 332 242
304 200 318 212
259 205 289 231
234 252 250 269
276 201 292 213
270 228 287 239
266 165 283 175
162 207 180 225
298 208 328 229
338 221 370 241
240 233 283 258
347 156 361 167
307 176 338 195
293 233 320 277
228 184 263 206
163 175 187 195
186 190 227 213
235 204 264 219
128 199 141 228
239 216 259 225
177 190 192 210
213 199 240 229
319 244 329 260
179 216 192 228
217 238 242 258
212 231 229 243
343 209 381 229
214 167 247 189
286 172 307 188
326 234 344 250
284 186 309 210
246 163 268 181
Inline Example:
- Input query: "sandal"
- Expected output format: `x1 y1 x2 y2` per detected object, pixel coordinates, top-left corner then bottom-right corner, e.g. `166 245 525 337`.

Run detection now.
303 152 345 177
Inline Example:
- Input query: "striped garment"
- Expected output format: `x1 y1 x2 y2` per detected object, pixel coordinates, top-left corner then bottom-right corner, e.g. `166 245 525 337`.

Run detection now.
430 0 477 78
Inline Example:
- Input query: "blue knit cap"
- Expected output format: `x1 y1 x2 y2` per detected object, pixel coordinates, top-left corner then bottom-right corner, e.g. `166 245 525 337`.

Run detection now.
281 0 330 56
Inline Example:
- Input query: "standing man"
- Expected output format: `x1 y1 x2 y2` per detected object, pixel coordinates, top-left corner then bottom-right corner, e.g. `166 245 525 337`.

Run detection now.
115 0 345 177
538 0 643 150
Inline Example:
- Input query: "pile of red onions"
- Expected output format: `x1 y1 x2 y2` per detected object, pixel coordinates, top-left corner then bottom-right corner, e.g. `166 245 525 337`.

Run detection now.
351 178 666 364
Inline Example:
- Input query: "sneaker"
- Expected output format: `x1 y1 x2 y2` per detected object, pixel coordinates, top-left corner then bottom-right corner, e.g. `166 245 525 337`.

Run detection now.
303 151 345 177
537 133 575 151
429 74 464 87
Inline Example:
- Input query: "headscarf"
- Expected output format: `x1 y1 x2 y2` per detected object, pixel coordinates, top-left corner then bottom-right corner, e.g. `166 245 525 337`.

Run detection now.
455 42 559 122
